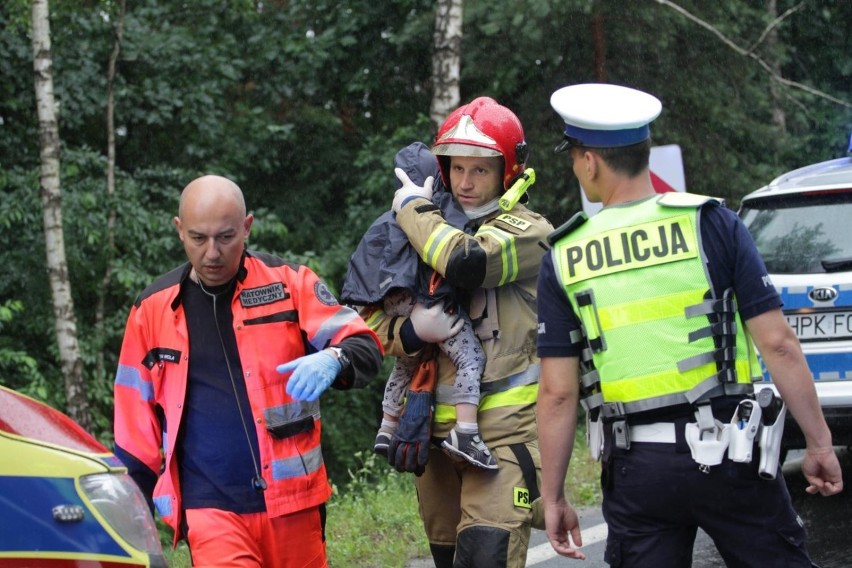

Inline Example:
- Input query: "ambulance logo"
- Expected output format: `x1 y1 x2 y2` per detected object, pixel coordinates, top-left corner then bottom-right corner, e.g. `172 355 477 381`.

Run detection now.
315 281 339 306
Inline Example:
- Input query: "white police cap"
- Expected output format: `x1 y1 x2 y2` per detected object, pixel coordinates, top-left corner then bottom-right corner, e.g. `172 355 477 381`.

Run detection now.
550 83 662 152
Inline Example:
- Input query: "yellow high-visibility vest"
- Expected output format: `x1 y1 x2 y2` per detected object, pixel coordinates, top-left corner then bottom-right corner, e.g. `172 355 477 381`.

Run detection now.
550 193 759 414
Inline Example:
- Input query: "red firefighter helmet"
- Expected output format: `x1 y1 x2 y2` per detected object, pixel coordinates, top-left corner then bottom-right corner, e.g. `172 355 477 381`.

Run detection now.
432 97 529 190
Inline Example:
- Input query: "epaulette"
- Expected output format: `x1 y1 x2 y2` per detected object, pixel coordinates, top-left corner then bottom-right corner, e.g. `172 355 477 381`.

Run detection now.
547 211 588 246
657 192 723 209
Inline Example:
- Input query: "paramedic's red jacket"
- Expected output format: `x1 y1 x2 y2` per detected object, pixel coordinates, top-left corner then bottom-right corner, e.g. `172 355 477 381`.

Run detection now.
113 251 382 538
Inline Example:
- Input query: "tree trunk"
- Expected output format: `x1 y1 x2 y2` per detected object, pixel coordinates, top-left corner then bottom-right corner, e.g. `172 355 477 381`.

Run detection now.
430 0 463 131
31 0 90 428
765 0 787 134
95 0 126 381
593 9 607 82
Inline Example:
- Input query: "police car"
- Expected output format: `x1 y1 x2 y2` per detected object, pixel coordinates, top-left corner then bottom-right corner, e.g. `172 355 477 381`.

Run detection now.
0 385 166 567
739 142 852 450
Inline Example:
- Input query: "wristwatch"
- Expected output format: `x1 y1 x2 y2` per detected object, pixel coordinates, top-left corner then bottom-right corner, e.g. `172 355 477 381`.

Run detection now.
327 346 351 371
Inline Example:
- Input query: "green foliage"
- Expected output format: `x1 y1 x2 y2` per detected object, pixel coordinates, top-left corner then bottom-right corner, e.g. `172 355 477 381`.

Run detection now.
0 7 40 169
321 358 393 482
0 167 57 400
3 4 843 565
326 452 429 566
1 0 850 483
0 300 40 393
161 526 190 568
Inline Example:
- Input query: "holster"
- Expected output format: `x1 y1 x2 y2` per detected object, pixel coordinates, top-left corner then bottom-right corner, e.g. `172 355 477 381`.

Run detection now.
757 389 787 480
586 409 605 461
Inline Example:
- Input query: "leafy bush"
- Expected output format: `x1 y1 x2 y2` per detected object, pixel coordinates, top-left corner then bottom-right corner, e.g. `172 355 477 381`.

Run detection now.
326 452 430 566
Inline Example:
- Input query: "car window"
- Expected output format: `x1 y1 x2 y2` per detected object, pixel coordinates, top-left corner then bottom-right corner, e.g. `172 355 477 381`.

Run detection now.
740 190 852 274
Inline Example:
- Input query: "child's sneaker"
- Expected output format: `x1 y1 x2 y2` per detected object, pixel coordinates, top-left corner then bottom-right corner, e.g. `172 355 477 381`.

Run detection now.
374 430 392 458
441 428 498 470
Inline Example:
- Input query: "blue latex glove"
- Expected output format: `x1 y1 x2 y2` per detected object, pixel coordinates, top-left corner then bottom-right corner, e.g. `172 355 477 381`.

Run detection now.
277 350 341 402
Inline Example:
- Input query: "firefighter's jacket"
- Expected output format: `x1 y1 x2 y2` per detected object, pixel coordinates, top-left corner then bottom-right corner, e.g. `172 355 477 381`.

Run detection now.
363 196 554 445
549 192 760 415
113 251 381 538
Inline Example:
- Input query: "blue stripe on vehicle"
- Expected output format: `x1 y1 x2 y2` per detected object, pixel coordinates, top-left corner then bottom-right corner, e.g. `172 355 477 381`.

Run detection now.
757 351 852 382
0 477 127 557
803 352 852 381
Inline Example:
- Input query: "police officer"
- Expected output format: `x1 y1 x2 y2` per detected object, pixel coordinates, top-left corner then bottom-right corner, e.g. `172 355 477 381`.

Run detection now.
535 83 843 567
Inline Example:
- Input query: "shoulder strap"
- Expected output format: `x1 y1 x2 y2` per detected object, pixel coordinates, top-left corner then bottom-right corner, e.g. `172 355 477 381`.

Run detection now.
657 192 722 208
508 443 540 502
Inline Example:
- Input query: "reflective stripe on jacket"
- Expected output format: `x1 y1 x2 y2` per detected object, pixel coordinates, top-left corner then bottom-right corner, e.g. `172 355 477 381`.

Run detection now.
550 193 760 415
113 251 380 538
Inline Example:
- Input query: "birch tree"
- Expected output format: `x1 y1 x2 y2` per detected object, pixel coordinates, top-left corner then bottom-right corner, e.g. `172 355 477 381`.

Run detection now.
31 0 90 428
430 0 463 129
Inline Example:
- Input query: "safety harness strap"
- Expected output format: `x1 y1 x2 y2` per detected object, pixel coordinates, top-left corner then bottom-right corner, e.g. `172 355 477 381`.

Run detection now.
580 392 604 412
688 320 737 342
677 347 736 373
684 296 736 318
580 369 600 390
508 443 540 502
476 363 540 396
598 393 692 417
575 289 606 354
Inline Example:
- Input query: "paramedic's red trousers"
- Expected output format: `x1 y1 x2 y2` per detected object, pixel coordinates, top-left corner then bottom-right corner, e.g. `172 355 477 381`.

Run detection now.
185 505 327 567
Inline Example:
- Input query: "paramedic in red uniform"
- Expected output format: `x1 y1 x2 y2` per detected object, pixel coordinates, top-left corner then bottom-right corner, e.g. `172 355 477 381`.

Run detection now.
113 175 382 567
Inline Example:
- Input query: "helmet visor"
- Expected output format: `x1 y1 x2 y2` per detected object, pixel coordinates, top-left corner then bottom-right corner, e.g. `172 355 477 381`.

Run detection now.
432 143 501 158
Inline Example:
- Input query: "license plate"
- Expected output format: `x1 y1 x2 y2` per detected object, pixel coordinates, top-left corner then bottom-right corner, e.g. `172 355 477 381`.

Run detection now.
785 310 852 341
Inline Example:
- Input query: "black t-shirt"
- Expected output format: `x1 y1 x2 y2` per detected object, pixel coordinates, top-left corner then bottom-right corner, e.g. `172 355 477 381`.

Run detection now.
179 278 265 512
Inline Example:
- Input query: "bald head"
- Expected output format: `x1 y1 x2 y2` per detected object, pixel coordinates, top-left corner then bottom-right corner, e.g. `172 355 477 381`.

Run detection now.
179 175 246 220
175 175 253 286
